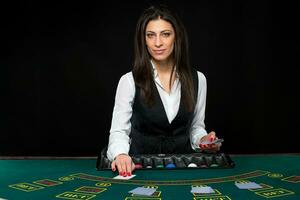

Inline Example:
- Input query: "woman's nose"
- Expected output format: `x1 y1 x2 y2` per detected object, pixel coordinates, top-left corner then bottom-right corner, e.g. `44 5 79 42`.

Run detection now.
155 36 163 47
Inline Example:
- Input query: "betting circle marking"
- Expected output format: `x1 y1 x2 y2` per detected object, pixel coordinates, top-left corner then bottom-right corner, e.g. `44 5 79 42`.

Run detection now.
70 170 269 186
268 173 283 178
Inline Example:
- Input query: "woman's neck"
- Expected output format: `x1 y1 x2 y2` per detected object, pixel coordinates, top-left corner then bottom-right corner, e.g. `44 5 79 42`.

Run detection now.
151 58 176 94
152 58 174 74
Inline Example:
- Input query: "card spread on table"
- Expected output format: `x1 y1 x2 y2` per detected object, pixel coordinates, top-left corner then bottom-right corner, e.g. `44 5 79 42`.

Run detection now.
128 187 156 196
113 174 136 180
191 186 215 194
235 181 262 189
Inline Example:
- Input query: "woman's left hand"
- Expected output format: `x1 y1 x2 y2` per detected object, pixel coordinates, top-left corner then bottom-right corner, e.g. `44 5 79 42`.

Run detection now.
199 131 221 152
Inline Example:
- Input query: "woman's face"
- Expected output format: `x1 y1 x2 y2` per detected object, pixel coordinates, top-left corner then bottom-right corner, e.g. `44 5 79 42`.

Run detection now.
145 18 175 63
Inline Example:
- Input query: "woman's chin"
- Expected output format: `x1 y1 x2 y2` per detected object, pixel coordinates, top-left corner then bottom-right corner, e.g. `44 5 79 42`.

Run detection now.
152 55 169 62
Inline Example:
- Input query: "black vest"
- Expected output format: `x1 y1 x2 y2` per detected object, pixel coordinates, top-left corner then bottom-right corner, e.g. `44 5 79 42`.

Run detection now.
129 69 198 155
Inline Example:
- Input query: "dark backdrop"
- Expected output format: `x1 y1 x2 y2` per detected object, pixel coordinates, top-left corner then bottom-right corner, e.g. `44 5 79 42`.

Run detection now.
1 1 299 156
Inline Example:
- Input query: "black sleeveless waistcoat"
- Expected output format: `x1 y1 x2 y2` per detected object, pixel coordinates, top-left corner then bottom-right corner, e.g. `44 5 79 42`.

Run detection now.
129 70 198 155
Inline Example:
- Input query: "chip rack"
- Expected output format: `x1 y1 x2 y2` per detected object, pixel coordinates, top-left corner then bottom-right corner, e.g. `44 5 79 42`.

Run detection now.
96 147 235 170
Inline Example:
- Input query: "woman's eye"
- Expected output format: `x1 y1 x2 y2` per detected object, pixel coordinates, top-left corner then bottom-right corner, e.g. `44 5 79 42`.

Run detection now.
146 33 155 38
162 32 171 37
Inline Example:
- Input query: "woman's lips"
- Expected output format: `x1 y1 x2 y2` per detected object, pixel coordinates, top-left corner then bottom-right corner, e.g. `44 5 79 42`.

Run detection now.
153 49 166 55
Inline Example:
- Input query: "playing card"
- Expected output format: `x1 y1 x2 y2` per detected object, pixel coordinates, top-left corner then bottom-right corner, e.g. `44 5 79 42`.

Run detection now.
200 138 224 145
235 182 262 189
128 187 156 196
113 174 136 180
191 186 215 194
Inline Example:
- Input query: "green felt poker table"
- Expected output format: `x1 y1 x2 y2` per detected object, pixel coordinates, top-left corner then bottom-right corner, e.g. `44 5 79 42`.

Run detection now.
0 154 299 200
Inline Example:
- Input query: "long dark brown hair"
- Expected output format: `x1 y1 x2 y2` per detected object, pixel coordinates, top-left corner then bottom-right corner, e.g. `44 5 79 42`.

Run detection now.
132 5 195 111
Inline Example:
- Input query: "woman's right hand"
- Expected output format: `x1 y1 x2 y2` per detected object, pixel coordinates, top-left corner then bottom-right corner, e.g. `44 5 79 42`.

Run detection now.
111 154 135 176
199 131 221 152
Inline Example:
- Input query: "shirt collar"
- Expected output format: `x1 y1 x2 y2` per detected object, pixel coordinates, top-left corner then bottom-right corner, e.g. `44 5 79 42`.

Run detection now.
150 60 159 78
150 59 178 78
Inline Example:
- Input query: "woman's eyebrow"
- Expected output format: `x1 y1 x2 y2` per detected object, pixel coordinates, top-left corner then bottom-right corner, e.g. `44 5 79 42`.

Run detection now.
146 30 172 33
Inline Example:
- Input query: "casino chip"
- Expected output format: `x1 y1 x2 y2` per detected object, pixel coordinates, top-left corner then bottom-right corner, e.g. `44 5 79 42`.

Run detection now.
165 163 176 169
135 163 143 169
188 163 197 168
154 158 164 168
143 158 153 169
210 164 219 168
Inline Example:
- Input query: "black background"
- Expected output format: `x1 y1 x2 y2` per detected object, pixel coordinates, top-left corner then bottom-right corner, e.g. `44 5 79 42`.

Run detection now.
1 1 299 156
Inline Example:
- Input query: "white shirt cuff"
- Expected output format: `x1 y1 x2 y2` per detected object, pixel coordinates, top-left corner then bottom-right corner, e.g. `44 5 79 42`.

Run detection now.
190 128 207 151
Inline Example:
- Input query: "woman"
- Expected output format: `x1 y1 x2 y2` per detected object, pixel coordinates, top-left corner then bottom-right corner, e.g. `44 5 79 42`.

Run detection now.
106 5 221 176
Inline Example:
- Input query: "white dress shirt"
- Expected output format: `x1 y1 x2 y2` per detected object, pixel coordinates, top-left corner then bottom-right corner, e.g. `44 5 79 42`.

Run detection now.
107 63 208 161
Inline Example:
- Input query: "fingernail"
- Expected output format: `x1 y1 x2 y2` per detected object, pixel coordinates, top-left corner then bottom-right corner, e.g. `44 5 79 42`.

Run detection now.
119 171 122 175
123 172 126 176
128 172 131 176
112 168 115 171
